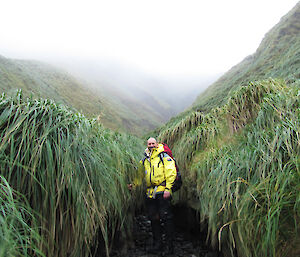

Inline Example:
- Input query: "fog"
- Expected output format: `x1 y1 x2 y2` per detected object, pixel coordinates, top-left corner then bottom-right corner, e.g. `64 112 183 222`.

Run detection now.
48 56 221 113
2 0 298 75
0 0 298 114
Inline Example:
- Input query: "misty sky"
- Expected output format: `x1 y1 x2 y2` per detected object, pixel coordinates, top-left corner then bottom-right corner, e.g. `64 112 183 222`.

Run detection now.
1 0 298 77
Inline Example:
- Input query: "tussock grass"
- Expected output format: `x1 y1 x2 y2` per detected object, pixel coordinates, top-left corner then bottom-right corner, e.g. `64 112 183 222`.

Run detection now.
0 91 143 256
160 79 299 256
159 80 283 170
0 175 43 257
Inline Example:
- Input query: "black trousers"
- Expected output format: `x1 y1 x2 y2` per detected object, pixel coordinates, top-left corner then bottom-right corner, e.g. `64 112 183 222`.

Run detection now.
145 193 174 244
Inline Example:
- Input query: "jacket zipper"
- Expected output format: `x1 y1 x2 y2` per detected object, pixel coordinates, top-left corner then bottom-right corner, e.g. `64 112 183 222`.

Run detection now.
149 160 152 184
149 160 155 185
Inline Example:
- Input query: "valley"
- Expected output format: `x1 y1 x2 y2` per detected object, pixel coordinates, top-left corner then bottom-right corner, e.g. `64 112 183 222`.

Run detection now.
0 2 299 257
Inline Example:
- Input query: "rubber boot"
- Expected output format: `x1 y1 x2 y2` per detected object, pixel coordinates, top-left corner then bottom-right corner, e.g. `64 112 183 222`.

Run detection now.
164 219 174 255
148 219 162 254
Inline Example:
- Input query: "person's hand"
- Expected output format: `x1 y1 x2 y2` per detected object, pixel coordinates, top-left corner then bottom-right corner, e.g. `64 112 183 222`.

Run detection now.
163 190 171 199
127 184 133 191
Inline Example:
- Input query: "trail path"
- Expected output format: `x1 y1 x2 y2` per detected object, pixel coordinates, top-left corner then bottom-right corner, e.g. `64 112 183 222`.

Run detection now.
111 214 220 257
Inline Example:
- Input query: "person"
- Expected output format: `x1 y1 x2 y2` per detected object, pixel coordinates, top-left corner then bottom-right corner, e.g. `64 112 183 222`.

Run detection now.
131 137 177 255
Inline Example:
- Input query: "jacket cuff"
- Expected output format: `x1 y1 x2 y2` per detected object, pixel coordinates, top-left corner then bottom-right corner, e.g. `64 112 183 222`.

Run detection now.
164 187 172 194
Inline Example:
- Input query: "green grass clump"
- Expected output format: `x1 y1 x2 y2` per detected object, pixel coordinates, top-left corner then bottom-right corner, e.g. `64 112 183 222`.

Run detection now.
0 175 43 257
0 90 144 256
159 80 283 169
159 79 299 256
194 83 299 256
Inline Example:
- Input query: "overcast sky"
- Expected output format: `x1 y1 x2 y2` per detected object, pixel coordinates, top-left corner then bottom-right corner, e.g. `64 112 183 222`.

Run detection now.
0 0 298 77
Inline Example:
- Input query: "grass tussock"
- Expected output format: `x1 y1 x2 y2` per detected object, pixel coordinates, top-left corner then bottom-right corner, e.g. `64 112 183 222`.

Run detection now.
160 79 299 256
0 90 144 256
0 175 43 257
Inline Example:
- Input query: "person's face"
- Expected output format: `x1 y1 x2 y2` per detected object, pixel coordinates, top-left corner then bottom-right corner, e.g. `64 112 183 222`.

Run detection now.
147 139 157 151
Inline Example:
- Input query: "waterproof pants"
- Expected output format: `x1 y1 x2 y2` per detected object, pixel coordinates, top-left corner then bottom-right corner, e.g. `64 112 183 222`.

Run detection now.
146 193 174 249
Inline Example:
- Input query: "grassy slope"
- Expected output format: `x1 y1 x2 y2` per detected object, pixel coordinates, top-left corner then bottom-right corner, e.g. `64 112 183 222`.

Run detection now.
0 57 102 114
192 2 300 112
156 3 300 257
89 82 165 134
160 80 299 257
0 56 165 135
157 2 299 139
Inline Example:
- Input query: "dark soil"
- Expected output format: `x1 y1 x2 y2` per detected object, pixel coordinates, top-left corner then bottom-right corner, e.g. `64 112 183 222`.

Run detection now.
110 206 222 257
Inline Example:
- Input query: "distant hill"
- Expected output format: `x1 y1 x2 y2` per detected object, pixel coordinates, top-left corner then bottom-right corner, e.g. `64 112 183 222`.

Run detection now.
0 55 217 135
0 56 169 135
192 2 300 112
51 59 218 124
0 56 104 114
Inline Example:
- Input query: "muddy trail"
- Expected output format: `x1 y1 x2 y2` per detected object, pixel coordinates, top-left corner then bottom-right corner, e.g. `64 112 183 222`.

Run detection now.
110 206 223 257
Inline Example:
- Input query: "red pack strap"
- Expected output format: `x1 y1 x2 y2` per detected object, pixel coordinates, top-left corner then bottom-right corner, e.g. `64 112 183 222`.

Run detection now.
157 152 172 167
161 143 174 159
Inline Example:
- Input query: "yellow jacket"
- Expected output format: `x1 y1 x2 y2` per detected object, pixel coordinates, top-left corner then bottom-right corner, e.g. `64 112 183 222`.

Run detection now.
140 144 177 198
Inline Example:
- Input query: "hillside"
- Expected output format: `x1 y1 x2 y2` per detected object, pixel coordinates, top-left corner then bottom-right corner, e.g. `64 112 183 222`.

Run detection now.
158 79 299 257
155 3 300 257
0 56 106 114
192 2 300 112
51 59 218 128
0 56 169 135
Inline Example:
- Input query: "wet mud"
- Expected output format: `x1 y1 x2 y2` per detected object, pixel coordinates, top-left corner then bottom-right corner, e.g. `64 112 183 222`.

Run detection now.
111 205 222 257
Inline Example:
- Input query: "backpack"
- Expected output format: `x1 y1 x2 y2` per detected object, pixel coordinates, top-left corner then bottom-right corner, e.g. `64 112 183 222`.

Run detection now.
158 143 182 192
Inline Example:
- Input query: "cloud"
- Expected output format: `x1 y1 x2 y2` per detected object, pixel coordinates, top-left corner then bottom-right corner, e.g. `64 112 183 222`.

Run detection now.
0 0 298 76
